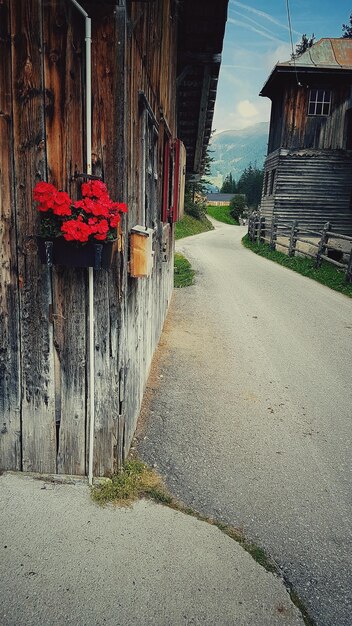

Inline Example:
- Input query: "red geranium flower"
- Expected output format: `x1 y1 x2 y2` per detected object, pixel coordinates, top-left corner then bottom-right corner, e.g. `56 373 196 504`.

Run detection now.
34 179 127 242
61 219 92 242
52 191 72 216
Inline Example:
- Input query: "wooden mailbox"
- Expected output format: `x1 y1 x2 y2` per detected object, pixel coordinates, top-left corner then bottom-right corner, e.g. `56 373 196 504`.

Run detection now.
129 225 155 277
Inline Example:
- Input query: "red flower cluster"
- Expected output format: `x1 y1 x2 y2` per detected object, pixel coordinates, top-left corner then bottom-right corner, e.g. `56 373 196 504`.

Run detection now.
33 180 127 243
33 181 71 216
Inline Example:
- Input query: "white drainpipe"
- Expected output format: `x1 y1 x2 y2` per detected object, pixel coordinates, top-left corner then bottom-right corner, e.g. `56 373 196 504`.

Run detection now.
69 0 94 486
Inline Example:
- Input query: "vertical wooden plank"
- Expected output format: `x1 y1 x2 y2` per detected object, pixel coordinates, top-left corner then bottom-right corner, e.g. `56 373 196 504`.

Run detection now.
42 0 86 475
0 0 21 470
10 0 56 472
90 9 123 476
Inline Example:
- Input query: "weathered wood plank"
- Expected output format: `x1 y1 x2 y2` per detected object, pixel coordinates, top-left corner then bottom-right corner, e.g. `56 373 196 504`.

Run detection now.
10 0 56 472
0 0 21 470
43 0 87 475
90 10 122 476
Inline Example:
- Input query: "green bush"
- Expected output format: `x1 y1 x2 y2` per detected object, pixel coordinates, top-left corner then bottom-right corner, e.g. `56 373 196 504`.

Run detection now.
229 194 246 221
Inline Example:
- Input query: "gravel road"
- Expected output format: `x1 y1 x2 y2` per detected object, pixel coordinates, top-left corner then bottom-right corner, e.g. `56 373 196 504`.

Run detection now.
137 221 352 626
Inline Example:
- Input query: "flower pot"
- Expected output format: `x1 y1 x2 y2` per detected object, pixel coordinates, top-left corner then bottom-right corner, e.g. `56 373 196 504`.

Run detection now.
37 237 117 270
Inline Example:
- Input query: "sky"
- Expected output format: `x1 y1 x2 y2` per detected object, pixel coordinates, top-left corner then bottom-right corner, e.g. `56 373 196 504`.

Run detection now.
212 0 352 133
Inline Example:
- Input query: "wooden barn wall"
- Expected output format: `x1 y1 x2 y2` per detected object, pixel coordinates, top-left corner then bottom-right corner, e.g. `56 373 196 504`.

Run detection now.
268 79 352 153
1 0 175 475
261 150 352 234
120 0 176 456
0 0 22 470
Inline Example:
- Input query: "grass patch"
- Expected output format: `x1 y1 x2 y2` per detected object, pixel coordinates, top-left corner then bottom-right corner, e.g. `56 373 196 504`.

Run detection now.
175 214 213 240
207 205 239 225
174 252 195 288
242 234 352 298
91 459 172 506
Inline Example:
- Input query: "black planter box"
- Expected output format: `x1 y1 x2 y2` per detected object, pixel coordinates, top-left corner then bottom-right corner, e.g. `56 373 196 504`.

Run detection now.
37 237 117 270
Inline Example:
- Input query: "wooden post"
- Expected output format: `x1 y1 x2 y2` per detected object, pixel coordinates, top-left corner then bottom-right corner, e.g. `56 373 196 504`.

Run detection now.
316 222 330 268
346 246 352 283
288 220 298 257
270 216 278 251
248 214 254 241
258 216 265 244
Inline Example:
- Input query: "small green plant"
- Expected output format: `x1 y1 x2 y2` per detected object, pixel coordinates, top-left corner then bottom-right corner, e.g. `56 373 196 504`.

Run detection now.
207 205 239 225
174 252 195 288
243 234 352 297
91 459 171 506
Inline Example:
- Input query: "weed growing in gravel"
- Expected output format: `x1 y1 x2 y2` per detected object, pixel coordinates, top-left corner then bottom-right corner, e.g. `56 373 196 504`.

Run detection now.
91 459 171 506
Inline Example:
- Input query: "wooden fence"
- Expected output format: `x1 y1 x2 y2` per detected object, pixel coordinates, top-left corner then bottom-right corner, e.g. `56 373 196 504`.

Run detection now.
248 213 352 283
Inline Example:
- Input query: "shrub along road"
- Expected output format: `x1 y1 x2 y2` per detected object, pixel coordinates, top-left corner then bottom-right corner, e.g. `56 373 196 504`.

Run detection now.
137 221 352 626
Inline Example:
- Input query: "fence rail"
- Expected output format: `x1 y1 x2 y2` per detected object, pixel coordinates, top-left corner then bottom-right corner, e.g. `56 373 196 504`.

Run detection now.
247 213 352 283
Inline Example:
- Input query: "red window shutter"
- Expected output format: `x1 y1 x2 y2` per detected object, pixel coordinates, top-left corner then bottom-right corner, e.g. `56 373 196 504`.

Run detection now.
162 140 170 223
172 139 186 223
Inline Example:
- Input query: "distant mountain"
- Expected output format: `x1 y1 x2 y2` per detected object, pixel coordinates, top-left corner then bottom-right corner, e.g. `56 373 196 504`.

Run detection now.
208 122 269 190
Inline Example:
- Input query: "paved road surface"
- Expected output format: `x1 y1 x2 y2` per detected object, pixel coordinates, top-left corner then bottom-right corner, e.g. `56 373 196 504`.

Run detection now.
138 222 352 626
1 473 305 626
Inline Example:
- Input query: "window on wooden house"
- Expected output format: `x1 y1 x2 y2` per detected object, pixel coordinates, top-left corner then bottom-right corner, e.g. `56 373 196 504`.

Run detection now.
269 169 276 195
308 89 331 116
263 171 269 196
139 93 159 228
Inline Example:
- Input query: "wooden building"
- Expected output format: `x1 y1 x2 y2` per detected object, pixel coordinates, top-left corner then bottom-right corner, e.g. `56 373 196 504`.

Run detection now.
207 193 235 206
0 0 228 476
260 38 352 234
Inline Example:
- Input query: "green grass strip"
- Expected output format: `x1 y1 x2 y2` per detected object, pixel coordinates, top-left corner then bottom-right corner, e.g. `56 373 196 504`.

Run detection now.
242 234 352 298
175 214 213 240
174 252 195 288
207 205 239 225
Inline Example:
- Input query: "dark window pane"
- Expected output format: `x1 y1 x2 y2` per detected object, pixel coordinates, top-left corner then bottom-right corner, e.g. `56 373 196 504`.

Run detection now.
310 89 317 102
308 102 316 115
317 89 324 101
323 102 330 115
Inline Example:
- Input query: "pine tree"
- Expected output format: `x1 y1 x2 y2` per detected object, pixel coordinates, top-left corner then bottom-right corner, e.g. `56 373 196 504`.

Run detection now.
220 173 237 194
236 163 264 209
342 14 352 37
292 33 315 58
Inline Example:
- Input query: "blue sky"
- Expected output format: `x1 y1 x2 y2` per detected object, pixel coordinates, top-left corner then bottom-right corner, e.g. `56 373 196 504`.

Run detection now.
212 0 352 133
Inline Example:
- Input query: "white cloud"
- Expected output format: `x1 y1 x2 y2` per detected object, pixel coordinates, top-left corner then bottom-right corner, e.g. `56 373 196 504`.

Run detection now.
237 100 258 118
229 1 301 36
264 43 292 71
228 17 286 44
213 98 271 133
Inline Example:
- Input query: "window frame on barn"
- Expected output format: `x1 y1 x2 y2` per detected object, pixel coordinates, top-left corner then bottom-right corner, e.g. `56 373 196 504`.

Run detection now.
308 89 331 116
139 92 159 228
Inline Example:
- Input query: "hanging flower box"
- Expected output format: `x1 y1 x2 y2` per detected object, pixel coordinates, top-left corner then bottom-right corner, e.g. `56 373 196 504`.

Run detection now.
33 179 127 270
37 237 117 270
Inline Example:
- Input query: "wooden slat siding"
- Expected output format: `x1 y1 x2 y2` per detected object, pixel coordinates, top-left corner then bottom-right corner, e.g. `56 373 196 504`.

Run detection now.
261 149 352 235
121 0 175 456
10 0 56 472
0 0 21 470
90 10 122 476
269 81 352 154
42 0 86 475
